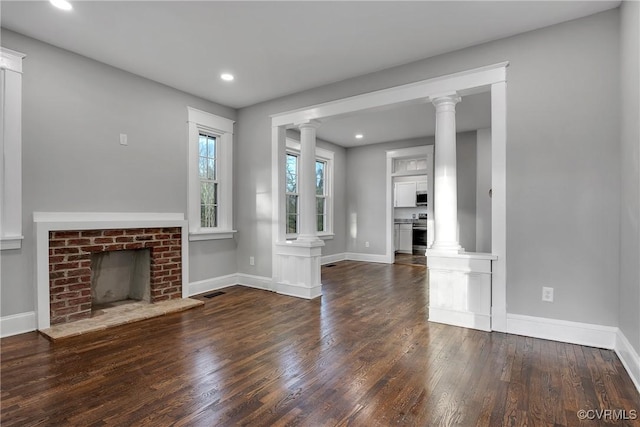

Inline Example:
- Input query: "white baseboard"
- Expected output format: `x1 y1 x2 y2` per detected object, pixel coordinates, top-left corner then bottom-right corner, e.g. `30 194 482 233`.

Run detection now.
506 313 618 349
276 281 322 300
429 307 491 331
615 329 640 394
236 273 272 291
0 311 36 338
188 274 238 297
344 252 391 264
321 253 346 265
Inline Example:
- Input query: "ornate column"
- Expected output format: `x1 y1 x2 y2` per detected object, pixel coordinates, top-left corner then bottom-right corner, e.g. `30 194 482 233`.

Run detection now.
430 94 463 252
273 121 324 300
426 92 496 332
297 121 321 242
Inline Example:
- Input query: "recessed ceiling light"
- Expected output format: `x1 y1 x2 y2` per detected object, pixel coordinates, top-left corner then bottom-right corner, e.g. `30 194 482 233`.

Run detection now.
220 73 234 82
50 0 73 11
355 134 364 139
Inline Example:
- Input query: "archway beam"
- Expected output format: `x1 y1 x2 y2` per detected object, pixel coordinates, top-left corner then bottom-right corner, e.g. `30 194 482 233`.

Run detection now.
271 62 508 127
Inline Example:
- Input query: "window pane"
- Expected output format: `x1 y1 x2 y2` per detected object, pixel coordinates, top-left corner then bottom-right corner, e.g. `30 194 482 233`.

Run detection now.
201 182 215 205
207 136 216 159
316 161 325 195
201 204 217 228
317 215 324 232
287 194 298 215
316 197 325 232
199 156 207 179
286 154 298 193
287 214 298 234
207 158 216 180
199 135 207 157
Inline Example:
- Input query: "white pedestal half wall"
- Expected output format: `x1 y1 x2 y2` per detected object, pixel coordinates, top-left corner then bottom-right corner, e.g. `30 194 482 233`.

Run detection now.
426 251 497 331
274 240 324 299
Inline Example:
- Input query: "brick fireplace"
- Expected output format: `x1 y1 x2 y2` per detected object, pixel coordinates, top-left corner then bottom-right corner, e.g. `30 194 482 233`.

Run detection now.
35 213 189 330
48 227 182 325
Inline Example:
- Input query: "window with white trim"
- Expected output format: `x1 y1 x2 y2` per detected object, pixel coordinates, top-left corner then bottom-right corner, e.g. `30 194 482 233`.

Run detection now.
1 47 26 250
187 107 235 240
285 138 334 239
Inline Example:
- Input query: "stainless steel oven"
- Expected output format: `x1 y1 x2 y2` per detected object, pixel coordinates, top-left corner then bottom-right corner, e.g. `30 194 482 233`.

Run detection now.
412 214 427 253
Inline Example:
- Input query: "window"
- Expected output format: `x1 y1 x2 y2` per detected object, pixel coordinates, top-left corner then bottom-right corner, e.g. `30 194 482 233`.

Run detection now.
187 107 235 240
285 153 299 234
1 47 26 250
199 133 217 228
315 160 327 233
285 139 334 239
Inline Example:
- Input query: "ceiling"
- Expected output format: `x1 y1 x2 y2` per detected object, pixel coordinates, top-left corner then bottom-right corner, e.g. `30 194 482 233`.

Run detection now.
316 92 491 147
1 1 619 111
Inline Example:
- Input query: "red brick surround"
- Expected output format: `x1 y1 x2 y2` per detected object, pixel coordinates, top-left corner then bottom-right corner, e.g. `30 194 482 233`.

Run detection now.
48 227 182 325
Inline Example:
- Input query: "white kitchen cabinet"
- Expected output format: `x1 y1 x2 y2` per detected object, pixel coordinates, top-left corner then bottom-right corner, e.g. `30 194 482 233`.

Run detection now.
398 223 413 253
416 180 428 193
394 182 416 207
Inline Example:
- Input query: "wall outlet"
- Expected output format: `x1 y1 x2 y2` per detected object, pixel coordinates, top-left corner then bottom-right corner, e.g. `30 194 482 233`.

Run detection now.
365 241 370 248
542 286 554 302
249 256 255 266
119 133 128 146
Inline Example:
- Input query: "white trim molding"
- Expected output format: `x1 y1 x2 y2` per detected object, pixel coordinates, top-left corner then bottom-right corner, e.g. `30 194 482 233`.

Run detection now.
0 311 36 338
321 253 346 265
236 273 272 291
188 273 272 297
344 252 391 264
271 61 508 333
615 329 640 394
1 47 26 251
188 274 238 296
33 212 189 330
506 313 618 349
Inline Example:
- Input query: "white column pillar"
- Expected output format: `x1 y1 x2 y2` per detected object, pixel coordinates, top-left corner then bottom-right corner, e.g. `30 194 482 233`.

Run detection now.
430 94 463 253
297 121 321 242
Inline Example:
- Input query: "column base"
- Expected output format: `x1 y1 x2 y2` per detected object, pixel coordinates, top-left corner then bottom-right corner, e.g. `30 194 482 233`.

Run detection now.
427 252 497 332
274 240 324 300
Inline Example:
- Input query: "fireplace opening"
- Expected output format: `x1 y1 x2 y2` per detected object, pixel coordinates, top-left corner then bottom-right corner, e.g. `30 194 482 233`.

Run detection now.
90 249 151 310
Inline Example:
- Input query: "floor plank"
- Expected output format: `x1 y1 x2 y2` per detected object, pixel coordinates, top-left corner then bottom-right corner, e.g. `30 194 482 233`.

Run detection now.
1 261 638 426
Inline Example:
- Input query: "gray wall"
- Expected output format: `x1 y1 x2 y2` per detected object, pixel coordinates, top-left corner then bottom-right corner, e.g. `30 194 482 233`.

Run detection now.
456 132 477 252
0 30 238 317
346 137 432 255
236 9 621 326
618 1 640 353
344 133 476 255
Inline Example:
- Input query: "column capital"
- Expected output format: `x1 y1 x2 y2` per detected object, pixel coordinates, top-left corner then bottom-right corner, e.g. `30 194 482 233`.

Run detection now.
431 93 461 109
297 120 321 131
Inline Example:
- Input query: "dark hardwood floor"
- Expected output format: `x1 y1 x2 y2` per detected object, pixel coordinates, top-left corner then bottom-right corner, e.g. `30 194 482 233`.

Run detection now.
1 261 638 426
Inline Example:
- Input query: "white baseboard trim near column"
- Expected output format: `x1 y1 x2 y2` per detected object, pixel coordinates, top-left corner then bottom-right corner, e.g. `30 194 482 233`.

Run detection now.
276 282 322 299
189 273 273 297
506 313 618 349
188 274 238 297
615 329 640 394
345 252 391 264
321 253 346 265
0 311 36 338
236 273 272 291
429 307 491 331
